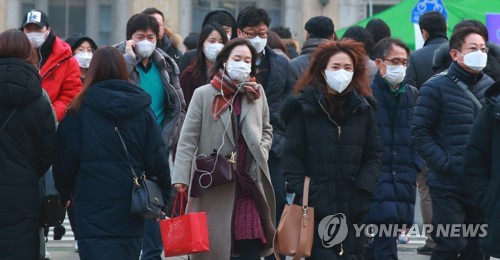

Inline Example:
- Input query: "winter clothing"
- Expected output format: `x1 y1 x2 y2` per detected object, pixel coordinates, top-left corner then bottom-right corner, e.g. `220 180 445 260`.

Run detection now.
116 42 186 152
180 64 209 109
464 82 500 258
281 87 381 258
0 57 56 260
179 49 196 74
289 38 328 81
53 79 170 260
405 36 448 88
411 61 493 192
364 73 423 226
65 34 98 53
172 83 275 259
158 36 183 66
38 31 82 121
432 42 500 82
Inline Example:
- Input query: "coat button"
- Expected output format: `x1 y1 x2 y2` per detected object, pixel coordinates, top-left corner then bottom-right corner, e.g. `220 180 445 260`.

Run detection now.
393 151 397 155
392 171 396 175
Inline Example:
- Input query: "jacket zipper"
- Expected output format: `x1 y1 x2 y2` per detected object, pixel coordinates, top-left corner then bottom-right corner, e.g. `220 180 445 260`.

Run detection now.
318 100 342 140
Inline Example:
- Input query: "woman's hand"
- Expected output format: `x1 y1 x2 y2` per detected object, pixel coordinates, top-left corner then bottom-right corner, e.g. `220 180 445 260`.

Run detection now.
173 183 188 193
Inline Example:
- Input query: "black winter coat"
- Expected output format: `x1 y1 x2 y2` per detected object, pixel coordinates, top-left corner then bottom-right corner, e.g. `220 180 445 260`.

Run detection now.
405 36 448 89
364 73 424 225
464 83 500 258
0 58 56 259
53 79 170 259
281 87 381 257
411 62 493 192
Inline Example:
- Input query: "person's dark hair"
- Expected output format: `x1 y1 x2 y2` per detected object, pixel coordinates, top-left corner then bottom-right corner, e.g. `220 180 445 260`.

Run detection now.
295 39 371 97
126 13 160 41
191 23 229 79
65 33 98 53
419 11 447 36
0 29 37 65
271 26 292 39
236 6 270 29
67 47 129 113
366 18 391 44
209 38 258 80
372 38 410 60
266 31 288 56
183 32 199 51
142 7 164 20
202 9 237 39
453 19 489 41
342 26 375 56
449 26 485 51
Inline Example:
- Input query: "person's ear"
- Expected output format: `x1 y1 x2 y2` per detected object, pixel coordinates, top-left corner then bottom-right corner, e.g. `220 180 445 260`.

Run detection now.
306 32 310 40
450 48 460 61
237 28 243 38
421 29 429 41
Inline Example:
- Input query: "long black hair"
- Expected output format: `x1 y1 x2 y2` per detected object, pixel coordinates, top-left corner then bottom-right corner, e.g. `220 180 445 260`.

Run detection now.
190 23 228 81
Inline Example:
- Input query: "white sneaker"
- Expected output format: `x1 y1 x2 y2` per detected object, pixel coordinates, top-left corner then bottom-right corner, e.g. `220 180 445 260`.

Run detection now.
44 248 51 260
398 231 410 244
74 241 79 253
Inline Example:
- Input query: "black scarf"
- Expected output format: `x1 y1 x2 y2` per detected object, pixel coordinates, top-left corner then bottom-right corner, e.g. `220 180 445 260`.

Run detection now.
38 31 56 69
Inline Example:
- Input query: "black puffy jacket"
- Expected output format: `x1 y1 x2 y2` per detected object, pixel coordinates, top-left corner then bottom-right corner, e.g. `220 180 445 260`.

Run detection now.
0 58 56 259
411 62 493 192
464 82 500 258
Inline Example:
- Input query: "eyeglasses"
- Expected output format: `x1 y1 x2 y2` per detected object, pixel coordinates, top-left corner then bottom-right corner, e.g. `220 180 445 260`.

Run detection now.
241 30 268 38
384 57 409 67
462 47 489 53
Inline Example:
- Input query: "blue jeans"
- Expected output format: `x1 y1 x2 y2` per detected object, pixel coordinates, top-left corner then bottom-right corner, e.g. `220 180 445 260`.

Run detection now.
141 219 162 260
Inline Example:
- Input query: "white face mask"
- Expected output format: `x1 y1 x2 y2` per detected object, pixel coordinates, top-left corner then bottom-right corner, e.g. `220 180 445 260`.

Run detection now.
226 61 252 82
384 64 406 86
135 40 156 59
74 51 93 69
459 50 488 72
26 31 47 48
324 69 354 94
204 42 224 62
247 36 267 54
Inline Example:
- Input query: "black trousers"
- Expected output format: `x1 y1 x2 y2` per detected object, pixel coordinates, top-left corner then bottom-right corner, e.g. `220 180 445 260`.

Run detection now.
429 187 486 260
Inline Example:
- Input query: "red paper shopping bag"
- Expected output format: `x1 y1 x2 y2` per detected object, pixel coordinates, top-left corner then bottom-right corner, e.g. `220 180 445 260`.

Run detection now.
160 192 210 257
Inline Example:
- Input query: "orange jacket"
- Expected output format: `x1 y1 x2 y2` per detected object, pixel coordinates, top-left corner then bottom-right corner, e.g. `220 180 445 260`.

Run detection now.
40 36 82 121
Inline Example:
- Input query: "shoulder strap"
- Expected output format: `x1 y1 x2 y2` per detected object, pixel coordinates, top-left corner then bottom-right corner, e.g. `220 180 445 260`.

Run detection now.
446 74 483 109
0 109 18 134
114 123 141 183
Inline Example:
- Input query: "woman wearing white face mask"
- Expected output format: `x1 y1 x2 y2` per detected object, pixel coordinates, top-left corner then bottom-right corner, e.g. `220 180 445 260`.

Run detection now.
180 23 228 108
172 38 275 260
281 40 381 259
66 34 98 82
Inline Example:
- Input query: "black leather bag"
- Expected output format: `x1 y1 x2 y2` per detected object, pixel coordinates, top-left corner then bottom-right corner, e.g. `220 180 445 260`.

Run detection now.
115 124 164 219
190 152 235 197
39 168 66 227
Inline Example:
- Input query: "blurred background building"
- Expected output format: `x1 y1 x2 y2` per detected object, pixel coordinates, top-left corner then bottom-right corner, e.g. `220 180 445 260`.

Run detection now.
0 0 402 47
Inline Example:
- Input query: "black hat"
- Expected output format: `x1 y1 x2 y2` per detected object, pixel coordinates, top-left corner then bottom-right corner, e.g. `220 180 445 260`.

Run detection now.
22 9 49 28
305 16 334 39
65 34 98 53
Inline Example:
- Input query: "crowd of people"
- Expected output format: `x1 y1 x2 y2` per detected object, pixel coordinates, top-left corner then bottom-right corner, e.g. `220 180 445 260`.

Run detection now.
0 5 499 260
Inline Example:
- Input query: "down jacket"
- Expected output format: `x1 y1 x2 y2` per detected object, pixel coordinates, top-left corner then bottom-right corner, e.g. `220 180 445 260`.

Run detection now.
53 79 170 259
364 73 424 225
281 87 381 257
0 57 56 259
464 82 500 258
411 62 493 192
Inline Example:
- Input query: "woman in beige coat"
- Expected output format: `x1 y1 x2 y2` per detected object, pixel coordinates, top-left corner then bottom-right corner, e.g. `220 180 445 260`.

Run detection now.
172 38 276 259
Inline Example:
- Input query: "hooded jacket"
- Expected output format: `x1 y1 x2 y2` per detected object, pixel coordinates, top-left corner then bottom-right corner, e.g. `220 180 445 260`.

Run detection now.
411 62 493 192
464 82 500 258
39 31 82 121
0 57 56 259
53 79 170 259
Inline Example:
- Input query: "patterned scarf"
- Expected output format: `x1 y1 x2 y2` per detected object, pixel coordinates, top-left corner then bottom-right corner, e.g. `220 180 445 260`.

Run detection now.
210 71 261 120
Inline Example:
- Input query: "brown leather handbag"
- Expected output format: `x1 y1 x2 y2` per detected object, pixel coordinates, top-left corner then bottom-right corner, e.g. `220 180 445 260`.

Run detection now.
273 176 314 259
190 152 236 197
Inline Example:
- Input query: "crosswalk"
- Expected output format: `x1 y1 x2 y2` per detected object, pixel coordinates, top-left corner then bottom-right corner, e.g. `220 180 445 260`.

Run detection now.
46 213 75 241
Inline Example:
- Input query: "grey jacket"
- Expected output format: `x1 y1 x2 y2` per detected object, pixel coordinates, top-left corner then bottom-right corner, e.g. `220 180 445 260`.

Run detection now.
115 41 186 151
289 38 328 82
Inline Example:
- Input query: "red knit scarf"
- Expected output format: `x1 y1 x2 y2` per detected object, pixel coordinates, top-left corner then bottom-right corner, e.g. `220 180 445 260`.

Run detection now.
210 71 261 120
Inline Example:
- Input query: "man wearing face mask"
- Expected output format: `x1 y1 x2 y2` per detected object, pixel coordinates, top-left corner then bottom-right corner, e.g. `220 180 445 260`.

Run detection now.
21 9 82 122
411 27 493 260
363 38 424 260
114 13 185 260
236 7 294 248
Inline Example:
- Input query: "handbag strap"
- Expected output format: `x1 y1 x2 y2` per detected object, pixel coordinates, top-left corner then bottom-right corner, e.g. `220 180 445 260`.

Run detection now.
0 109 17 134
294 176 311 260
447 74 483 109
170 191 189 218
114 123 141 185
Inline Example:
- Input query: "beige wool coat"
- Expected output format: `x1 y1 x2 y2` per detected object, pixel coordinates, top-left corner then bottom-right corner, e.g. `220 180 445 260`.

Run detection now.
172 83 276 259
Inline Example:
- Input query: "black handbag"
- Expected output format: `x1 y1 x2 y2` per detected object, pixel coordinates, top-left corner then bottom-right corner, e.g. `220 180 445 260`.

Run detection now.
190 152 236 197
39 168 66 227
115 124 164 219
